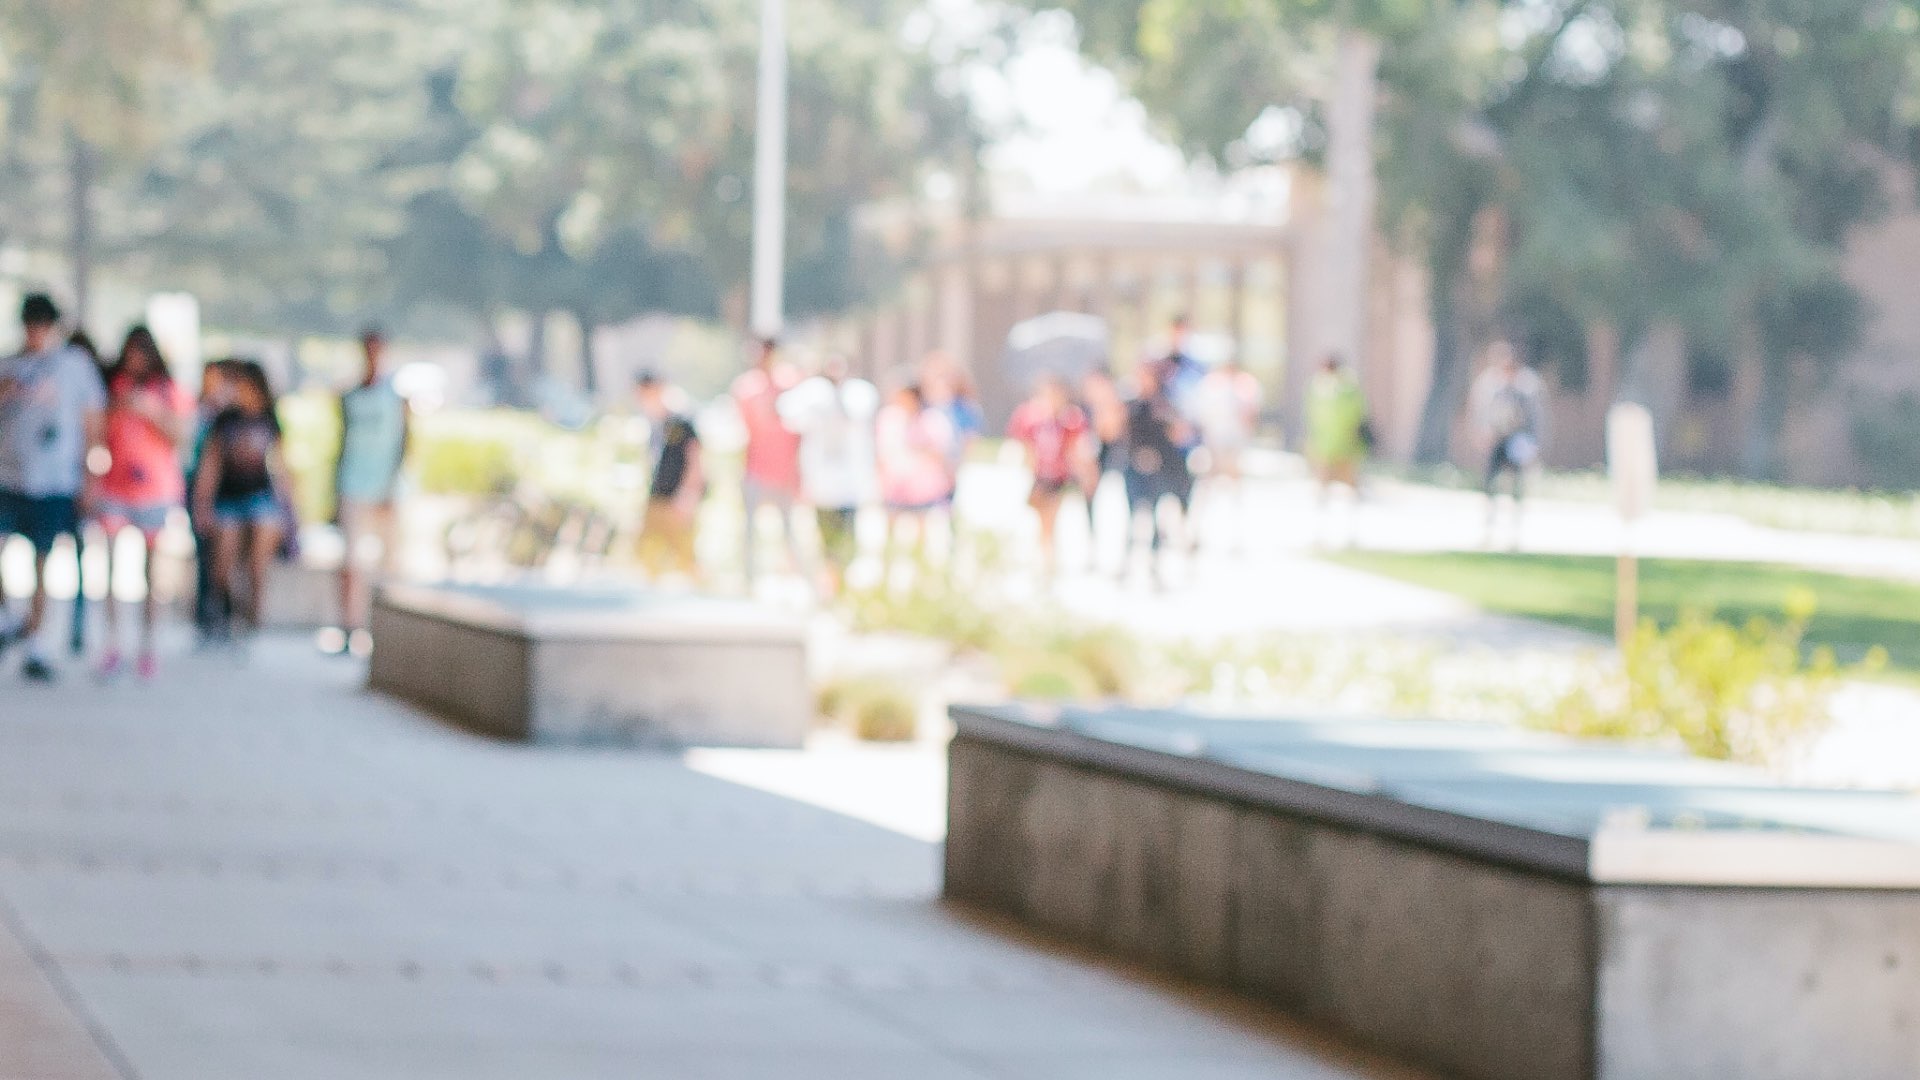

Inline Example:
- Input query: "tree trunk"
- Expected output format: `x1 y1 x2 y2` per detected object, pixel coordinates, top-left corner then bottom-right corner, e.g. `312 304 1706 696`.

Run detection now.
577 314 599 398
1321 25 1382 374
67 131 95 331
1413 271 1473 465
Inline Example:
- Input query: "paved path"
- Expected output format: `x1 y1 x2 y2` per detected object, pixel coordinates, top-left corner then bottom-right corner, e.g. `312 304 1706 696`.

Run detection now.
0 631 1425 1080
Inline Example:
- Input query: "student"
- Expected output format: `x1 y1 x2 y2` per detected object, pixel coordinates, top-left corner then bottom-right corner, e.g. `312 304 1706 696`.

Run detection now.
634 372 704 583
1122 359 1194 585
1007 375 1088 577
778 355 878 598
332 329 409 653
730 338 803 585
1305 352 1370 545
1192 355 1261 550
0 294 106 682
1471 339 1545 546
192 360 295 641
874 382 955 567
93 327 191 679
186 361 236 642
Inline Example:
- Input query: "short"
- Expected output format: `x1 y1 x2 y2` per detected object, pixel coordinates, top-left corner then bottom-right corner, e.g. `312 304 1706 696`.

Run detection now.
94 498 177 542
636 498 698 577
815 508 858 568
1314 458 1362 489
0 490 79 555
214 490 282 527
1029 476 1074 508
1124 471 1193 511
337 498 398 572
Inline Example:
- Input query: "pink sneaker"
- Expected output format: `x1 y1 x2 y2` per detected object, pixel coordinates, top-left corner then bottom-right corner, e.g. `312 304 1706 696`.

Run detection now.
136 654 159 681
95 650 123 681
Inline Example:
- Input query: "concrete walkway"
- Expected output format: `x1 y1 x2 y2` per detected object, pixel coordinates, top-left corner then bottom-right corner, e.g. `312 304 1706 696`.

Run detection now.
0 631 1425 1080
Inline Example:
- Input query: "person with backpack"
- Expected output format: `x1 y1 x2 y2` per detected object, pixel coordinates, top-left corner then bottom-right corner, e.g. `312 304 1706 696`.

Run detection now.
1472 339 1545 547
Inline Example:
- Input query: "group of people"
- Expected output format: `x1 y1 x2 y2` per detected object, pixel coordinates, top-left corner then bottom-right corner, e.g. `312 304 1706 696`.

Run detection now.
627 316 1392 593
0 294 408 682
631 340 987 596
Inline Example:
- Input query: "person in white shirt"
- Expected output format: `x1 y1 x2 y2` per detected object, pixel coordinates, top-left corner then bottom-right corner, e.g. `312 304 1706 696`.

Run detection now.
778 355 878 597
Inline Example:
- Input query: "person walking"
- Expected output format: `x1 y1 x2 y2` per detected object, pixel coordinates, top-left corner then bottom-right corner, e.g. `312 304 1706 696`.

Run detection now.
1122 359 1194 586
332 329 410 655
1191 355 1261 551
186 360 236 643
0 294 106 682
875 382 955 569
634 372 705 584
1472 339 1545 548
192 360 295 644
1007 375 1088 578
1305 353 1370 547
730 338 803 587
93 327 191 679
1079 367 1127 565
778 355 878 599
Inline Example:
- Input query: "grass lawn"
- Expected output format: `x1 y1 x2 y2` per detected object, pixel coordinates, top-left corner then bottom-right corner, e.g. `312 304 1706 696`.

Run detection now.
1332 551 1920 674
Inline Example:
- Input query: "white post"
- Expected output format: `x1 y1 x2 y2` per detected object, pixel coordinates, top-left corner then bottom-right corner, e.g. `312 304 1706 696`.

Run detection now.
750 0 788 340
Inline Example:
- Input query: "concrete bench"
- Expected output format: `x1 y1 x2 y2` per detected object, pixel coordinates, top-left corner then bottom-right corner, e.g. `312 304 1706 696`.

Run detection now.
371 583 809 749
946 704 1920 1080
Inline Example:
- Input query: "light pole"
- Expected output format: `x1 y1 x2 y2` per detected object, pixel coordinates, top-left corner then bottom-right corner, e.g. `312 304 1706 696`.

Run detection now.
750 0 788 340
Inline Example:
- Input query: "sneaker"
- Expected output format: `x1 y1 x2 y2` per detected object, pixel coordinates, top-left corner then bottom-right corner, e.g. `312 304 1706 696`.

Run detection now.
95 650 124 681
136 653 159 681
22 656 55 683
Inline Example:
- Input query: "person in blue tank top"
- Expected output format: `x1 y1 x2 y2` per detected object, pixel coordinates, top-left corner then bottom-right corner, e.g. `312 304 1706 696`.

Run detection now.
331 328 410 654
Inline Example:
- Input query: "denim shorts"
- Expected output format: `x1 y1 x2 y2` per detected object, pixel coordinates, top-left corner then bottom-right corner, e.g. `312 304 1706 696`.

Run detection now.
213 490 282 527
95 498 176 539
0 490 79 555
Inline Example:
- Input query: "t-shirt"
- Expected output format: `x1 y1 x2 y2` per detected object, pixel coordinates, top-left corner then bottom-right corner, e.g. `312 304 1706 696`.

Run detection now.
1194 369 1260 447
207 408 282 502
336 378 407 502
1125 394 1191 482
0 344 106 497
875 405 955 508
100 373 191 506
731 364 802 492
649 415 700 500
778 376 878 511
1305 371 1368 465
1007 401 1088 483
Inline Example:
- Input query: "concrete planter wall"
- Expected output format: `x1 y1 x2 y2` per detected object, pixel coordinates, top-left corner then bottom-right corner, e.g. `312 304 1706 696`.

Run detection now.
945 705 1920 1080
371 583 809 749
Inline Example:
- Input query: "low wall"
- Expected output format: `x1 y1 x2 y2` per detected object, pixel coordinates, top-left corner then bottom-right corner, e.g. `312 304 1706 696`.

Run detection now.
371 583 809 749
945 705 1920 1080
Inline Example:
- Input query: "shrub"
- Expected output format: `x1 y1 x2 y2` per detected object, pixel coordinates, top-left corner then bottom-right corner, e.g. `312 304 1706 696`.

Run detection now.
814 677 921 742
1541 599 1883 764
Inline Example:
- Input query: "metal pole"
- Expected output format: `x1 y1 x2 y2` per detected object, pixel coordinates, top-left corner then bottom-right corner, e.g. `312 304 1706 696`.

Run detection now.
749 0 788 340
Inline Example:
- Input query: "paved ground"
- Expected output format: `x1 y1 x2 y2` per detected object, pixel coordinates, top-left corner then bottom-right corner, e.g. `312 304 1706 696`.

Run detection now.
0 629 1427 1080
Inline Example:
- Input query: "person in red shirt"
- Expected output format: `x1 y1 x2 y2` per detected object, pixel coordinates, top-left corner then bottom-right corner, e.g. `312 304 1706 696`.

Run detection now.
93 326 191 679
1007 375 1089 577
729 338 803 586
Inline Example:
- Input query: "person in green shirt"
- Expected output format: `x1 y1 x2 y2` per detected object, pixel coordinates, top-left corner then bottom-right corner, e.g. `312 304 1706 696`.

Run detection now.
1304 354 1371 545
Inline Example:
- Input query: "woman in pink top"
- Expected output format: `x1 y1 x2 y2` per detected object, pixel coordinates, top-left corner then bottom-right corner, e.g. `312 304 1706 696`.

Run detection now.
94 326 190 679
875 383 954 566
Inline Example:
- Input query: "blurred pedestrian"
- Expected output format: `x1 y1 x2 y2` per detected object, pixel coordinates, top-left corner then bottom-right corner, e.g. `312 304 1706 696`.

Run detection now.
730 338 803 586
1122 359 1194 586
1192 354 1261 551
778 355 878 598
918 351 979 542
187 361 237 643
192 360 294 645
332 328 410 655
1305 353 1370 546
635 371 704 583
1079 368 1127 557
875 382 955 568
93 327 191 679
1472 339 1544 548
1007 374 1088 578
0 294 106 682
